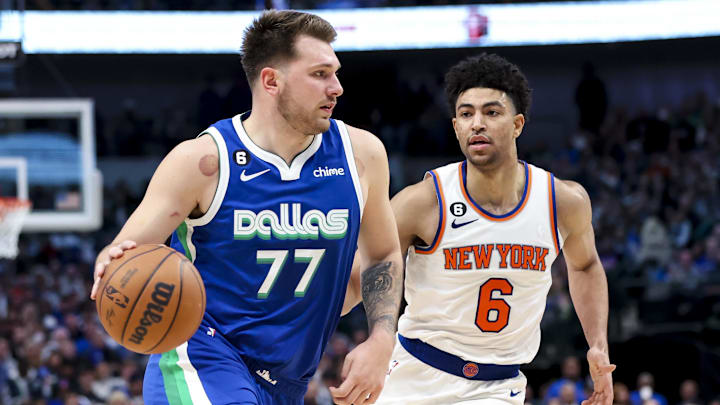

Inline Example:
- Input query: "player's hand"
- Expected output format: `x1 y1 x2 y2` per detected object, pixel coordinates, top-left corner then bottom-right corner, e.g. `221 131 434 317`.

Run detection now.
582 347 616 405
90 240 137 300
329 331 394 405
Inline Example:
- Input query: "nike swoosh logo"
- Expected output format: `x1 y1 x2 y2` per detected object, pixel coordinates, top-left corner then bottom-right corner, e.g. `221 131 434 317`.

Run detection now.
240 169 270 182
451 218 478 229
510 390 521 397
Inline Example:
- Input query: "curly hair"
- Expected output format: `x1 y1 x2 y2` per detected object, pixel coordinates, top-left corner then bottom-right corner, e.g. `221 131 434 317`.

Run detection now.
241 10 336 86
444 53 532 120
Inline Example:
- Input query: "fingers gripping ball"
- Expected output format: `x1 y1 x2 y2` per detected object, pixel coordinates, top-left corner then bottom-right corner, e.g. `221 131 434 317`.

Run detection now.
96 244 206 354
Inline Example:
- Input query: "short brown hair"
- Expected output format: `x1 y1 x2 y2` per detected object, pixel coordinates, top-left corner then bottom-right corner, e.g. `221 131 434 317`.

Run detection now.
241 10 337 86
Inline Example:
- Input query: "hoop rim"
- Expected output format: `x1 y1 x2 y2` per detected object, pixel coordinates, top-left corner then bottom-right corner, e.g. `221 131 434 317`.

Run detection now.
0 197 30 259
0 197 32 208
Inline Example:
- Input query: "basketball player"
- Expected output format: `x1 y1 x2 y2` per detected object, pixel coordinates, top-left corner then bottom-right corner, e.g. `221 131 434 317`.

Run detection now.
90 10 402 405
371 53 616 404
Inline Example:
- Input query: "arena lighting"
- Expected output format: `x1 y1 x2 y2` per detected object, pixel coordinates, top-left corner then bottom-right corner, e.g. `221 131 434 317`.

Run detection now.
1 0 719 54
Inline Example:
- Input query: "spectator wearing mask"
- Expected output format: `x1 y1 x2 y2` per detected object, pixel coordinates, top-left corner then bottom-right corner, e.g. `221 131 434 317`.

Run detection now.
630 372 668 405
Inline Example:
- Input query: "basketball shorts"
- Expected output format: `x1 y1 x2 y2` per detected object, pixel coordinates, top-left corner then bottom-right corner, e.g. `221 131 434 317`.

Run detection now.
143 318 305 405
375 335 526 405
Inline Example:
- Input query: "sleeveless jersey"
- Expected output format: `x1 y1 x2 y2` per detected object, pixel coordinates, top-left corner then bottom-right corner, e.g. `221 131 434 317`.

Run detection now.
170 113 363 383
398 160 563 365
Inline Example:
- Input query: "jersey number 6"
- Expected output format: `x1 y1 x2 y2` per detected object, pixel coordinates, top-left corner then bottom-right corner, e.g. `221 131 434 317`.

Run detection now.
475 278 513 332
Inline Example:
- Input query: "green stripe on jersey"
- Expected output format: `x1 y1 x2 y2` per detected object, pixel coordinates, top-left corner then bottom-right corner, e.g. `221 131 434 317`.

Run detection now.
159 349 193 405
176 222 194 262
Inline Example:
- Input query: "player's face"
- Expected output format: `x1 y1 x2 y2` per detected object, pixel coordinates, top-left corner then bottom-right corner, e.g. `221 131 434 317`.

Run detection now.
277 35 343 136
452 88 525 169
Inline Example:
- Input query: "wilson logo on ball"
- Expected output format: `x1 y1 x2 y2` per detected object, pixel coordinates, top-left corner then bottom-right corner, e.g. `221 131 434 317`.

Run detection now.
128 282 175 345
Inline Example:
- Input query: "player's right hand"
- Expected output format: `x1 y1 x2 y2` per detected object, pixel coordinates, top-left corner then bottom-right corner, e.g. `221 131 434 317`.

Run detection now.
329 330 393 405
90 240 137 300
582 347 616 405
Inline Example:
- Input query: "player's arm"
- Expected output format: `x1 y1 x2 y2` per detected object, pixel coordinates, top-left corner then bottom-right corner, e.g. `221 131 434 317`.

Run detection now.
556 179 616 405
341 176 437 315
390 175 439 257
90 135 218 300
330 126 403 405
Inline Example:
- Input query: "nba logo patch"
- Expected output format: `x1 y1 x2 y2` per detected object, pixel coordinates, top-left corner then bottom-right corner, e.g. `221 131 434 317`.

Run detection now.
462 362 479 378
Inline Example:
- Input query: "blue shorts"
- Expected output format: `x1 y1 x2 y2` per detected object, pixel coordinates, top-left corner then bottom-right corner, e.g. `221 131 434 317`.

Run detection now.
143 319 305 405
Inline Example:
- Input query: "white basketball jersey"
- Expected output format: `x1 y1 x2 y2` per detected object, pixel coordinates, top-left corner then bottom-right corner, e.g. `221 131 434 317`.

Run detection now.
398 160 563 365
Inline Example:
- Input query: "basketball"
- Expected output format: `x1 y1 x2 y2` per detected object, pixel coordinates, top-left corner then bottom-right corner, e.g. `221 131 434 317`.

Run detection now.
96 244 206 354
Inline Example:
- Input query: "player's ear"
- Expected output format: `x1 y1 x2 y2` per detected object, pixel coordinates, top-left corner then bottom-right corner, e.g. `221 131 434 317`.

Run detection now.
513 113 525 139
452 117 460 141
259 67 281 96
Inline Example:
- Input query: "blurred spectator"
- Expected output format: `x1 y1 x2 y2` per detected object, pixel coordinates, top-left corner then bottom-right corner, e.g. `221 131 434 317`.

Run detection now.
91 361 127 402
0 337 17 404
677 379 701 405
127 372 144 405
197 74 224 129
575 62 608 134
75 368 103 404
630 372 668 405
615 382 631 405
637 216 672 268
667 249 704 290
107 389 131 405
544 356 587 404
559 382 580 405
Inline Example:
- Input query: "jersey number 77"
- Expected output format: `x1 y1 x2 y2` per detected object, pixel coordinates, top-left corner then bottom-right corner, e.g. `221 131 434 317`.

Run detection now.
256 249 325 298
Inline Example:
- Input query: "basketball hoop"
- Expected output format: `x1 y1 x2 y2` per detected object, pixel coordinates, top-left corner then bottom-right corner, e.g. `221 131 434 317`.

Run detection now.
0 197 31 259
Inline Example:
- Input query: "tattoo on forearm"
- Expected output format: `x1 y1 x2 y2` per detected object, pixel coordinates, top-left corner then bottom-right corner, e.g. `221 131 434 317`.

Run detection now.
362 261 401 335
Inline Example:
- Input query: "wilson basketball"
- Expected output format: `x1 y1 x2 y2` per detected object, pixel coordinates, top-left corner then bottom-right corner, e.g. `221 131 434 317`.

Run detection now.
96 244 206 354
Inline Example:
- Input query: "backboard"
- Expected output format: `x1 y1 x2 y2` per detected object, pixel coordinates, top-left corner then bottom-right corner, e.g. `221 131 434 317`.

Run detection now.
0 99 102 232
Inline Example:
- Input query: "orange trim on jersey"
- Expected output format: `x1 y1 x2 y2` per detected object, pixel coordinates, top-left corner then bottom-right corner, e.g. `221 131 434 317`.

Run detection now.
414 170 446 255
548 173 560 255
458 161 533 222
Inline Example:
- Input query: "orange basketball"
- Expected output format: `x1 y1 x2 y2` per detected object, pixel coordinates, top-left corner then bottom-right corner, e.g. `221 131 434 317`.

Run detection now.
96 244 206 354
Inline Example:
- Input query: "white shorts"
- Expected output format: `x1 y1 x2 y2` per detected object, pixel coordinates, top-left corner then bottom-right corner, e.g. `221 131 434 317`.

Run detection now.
375 337 527 405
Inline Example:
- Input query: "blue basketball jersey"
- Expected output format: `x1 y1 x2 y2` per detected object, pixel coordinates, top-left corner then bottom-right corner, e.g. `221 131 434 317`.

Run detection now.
169 113 363 385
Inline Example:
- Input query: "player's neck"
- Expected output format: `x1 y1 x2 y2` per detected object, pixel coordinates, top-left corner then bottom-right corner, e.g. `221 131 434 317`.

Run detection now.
465 159 525 214
243 109 316 165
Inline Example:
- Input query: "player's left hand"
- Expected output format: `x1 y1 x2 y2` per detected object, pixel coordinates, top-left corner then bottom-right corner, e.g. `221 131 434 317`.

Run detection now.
329 331 394 405
582 347 616 405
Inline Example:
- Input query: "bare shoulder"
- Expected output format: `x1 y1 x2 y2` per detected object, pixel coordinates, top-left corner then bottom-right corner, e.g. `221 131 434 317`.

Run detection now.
166 134 218 175
157 134 219 197
392 175 438 214
554 178 592 234
392 175 439 247
168 133 218 162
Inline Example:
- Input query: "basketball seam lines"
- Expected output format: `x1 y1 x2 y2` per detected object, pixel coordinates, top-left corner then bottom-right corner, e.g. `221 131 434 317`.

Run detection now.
119 250 177 345
97 245 166 333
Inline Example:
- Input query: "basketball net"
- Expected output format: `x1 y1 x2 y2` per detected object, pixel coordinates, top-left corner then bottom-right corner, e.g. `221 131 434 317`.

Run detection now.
0 198 31 259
